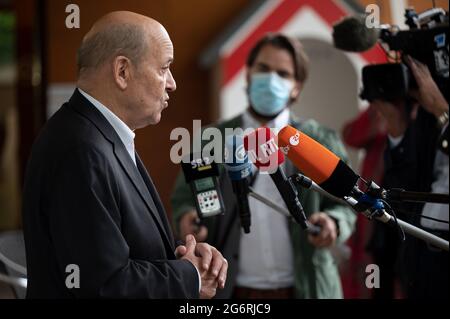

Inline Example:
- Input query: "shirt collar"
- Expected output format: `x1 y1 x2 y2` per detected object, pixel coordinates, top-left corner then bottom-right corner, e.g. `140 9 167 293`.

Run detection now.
242 107 291 134
78 88 136 147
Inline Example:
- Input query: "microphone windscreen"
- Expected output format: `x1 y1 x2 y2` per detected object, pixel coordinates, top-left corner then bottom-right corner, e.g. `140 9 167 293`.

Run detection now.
278 125 359 198
224 135 252 181
244 127 284 173
332 14 380 52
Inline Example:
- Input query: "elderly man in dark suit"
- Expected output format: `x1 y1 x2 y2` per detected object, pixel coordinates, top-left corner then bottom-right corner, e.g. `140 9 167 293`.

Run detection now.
22 11 227 298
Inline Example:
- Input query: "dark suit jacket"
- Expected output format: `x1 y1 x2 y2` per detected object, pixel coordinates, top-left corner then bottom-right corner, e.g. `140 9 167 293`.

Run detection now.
382 107 448 299
22 89 199 298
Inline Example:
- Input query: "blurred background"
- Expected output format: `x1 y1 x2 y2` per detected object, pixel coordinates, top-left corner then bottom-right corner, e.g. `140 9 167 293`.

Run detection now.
0 0 448 298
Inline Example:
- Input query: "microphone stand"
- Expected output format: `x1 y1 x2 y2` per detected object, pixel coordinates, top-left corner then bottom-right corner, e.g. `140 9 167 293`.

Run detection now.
290 173 449 252
248 187 291 218
247 187 320 235
344 197 449 252
0 273 27 289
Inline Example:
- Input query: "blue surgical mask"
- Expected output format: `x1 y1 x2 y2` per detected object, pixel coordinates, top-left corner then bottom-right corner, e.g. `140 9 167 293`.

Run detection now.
249 72 294 117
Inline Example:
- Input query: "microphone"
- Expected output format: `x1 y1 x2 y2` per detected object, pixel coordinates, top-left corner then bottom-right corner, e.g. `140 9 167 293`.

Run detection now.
277 125 360 200
277 127 450 251
244 127 321 235
277 126 388 222
181 153 226 218
332 14 380 52
224 135 252 234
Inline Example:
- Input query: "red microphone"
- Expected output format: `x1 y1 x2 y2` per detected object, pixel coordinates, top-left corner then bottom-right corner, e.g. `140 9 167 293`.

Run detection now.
244 127 320 234
243 127 284 174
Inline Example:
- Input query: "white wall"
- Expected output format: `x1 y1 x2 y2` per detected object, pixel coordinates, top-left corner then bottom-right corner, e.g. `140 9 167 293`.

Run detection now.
293 37 364 171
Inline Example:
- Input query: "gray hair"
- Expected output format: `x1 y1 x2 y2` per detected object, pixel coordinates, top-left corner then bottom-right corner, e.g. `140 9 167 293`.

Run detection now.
77 23 148 73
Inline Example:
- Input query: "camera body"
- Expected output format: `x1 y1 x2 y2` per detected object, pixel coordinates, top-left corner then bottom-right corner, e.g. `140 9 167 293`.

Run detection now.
361 63 412 102
360 8 449 102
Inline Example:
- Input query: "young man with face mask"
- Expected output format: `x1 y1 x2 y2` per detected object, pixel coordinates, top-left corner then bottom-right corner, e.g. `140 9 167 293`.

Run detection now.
171 33 356 299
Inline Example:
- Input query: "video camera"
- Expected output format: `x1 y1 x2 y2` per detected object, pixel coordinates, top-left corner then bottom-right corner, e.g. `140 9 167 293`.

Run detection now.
333 7 449 102
361 8 448 102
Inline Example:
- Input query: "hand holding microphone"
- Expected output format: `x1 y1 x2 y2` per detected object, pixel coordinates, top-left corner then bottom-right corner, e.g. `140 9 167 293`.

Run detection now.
308 212 338 248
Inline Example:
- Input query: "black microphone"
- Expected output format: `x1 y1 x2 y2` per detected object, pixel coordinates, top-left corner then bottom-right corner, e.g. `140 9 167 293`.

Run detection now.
244 127 321 235
181 153 225 218
224 135 252 233
332 14 380 52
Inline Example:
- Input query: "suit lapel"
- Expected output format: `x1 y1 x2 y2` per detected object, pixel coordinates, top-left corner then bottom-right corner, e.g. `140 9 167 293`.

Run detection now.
113 145 175 252
135 153 175 249
69 89 175 255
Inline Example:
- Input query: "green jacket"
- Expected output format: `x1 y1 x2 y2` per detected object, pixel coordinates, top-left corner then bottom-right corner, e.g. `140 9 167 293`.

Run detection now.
171 113 356 299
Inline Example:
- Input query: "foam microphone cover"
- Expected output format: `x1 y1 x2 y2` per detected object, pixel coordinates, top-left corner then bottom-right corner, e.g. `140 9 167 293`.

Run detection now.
224 135 252 181
244 127 284 174
277 125 359 198
332 14 380 52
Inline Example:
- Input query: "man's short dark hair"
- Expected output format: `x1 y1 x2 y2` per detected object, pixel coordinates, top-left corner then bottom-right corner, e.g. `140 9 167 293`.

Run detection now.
246 33 309 83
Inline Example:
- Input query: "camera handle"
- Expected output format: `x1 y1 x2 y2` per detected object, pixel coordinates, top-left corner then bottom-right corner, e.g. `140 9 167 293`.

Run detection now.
386 188 449 204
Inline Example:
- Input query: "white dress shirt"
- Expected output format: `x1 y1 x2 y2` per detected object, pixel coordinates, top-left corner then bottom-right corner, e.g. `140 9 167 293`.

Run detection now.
235 108 296 289
78 88 136 165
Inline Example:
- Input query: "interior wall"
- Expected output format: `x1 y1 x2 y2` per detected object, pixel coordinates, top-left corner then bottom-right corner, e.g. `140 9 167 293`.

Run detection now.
293 38 361 169
407 0 448 14
0 84 19 230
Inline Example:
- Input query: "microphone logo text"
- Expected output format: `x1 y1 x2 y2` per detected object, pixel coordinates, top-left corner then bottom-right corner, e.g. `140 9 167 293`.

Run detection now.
289 132 300 146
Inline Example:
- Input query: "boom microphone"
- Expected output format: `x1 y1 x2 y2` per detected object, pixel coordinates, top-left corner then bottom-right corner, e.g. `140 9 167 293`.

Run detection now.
277 125 359 199
332 14 380 52
224 135 252 234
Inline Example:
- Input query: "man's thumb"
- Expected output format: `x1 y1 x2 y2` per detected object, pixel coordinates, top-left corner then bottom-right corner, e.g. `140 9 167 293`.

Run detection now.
309 213 320 224
185 234 196 253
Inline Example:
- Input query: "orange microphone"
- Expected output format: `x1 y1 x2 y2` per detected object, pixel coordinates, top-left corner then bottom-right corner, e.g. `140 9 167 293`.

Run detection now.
277 125 359 199
244 127 321 234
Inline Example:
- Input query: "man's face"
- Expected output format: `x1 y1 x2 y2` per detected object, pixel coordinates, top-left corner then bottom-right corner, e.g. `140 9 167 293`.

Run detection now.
247 44 300 100
128 28 176 128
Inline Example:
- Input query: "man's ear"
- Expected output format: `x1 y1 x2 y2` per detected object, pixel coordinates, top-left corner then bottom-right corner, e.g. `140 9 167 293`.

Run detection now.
291 81 302 100
113 56 131 90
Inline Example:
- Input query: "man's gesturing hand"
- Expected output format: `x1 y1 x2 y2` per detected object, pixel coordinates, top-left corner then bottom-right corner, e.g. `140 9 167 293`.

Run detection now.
175 235 228 299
